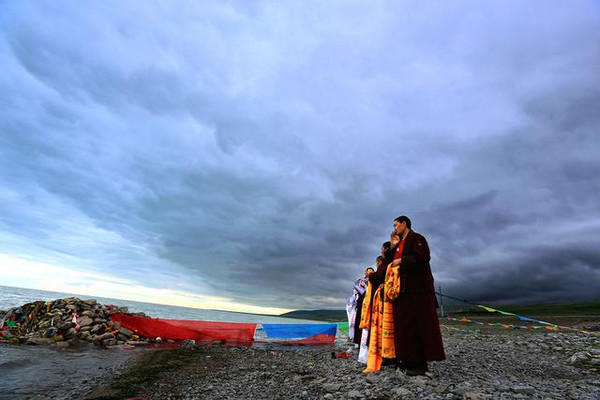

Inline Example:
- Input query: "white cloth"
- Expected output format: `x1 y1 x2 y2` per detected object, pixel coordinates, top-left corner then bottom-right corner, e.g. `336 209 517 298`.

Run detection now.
346 296 357 341
346 274 371 341
358 328 369 363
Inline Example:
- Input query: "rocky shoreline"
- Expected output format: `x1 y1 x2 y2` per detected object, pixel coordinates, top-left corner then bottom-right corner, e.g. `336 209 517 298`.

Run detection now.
2 299 599 399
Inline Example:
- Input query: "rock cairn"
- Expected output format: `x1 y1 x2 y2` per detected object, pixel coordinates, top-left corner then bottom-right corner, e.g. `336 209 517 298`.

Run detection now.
0 297 150 347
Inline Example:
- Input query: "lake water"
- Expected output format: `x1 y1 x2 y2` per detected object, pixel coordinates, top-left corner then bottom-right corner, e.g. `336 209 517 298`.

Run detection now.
0 285 326 399
0 285 317 324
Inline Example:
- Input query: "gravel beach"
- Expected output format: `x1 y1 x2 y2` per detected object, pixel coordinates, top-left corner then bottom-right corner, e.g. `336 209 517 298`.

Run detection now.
82 328 600 400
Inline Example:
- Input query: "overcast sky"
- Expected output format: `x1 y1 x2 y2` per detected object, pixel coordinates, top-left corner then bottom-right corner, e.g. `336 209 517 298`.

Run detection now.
1 1 599 313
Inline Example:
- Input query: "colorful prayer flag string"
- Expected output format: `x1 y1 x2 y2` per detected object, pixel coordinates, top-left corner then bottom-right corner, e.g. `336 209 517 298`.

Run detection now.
436 292 598 336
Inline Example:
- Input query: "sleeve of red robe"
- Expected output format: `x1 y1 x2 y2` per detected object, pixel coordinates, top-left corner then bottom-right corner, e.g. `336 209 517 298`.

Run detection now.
368 265 386 287
399 233 430 272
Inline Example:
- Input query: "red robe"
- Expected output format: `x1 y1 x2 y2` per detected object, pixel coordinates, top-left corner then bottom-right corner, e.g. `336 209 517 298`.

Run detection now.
393 230 445 362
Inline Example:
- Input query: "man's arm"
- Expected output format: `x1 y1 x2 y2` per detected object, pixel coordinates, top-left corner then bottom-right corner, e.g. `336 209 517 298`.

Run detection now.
368 264 388 286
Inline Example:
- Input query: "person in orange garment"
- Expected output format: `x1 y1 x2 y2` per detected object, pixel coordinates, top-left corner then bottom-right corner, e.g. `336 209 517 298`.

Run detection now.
391 215 445 376
362 234 402 372
352 266 374 345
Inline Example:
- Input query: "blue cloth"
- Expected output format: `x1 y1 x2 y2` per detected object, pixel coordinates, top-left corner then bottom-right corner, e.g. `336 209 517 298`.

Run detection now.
262 323 337 339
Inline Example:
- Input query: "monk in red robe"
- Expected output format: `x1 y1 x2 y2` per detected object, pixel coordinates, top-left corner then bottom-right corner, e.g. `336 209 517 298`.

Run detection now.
391 215 445 375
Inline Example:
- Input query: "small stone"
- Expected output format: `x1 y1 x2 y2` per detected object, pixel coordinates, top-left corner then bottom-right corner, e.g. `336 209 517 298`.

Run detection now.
511 385 535 395
568 352 590 364
366 374 379 383
323 383 342 392
26 337 54 345
180 339 200 350
124 340 145 346
58 322 72 331
324 394 333 400
91 324 105 335
78 316 93 327
464 393 485 400
411 376 429 386
119 327 133 337
394 387 412 397
347 389 361 398
64 328 77 339
95 332 115 341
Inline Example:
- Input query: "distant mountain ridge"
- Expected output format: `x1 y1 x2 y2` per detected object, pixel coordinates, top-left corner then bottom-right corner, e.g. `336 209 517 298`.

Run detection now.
280 309 346 322
280 301 600 323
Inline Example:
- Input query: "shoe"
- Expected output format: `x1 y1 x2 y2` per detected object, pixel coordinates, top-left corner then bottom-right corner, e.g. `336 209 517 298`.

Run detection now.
406 369 426 376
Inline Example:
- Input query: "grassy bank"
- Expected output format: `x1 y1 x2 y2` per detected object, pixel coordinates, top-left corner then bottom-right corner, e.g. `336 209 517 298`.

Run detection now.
450 301 600 316
281 301 600 323
84 349 204 400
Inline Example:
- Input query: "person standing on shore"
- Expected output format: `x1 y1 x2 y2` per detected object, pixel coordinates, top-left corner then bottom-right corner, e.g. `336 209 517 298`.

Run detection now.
391 215 445 375
358 256 384 339
352 267 373 344
370 233 400 295
347 267 373 343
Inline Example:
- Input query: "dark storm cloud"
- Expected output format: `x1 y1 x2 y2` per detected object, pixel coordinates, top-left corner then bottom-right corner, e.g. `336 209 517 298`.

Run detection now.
1 1 599 309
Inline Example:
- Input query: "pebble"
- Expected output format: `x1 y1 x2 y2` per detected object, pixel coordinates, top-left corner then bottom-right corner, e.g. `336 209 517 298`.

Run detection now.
394 387 412 396
464 392 485 400
511 385 535 394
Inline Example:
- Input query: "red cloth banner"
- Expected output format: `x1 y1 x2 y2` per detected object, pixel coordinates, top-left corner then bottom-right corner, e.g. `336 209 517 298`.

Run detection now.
111 314 257 346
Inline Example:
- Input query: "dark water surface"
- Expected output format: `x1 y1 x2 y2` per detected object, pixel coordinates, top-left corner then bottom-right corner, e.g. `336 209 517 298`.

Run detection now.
0 343 141 399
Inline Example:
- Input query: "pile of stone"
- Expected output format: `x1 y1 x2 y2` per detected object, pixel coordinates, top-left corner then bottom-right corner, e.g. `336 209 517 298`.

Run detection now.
0 297 152 347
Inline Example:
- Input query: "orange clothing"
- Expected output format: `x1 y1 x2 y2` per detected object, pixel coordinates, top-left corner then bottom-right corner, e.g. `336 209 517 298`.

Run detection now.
359 281 373 329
